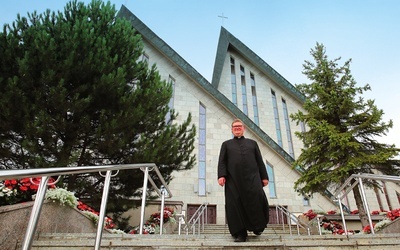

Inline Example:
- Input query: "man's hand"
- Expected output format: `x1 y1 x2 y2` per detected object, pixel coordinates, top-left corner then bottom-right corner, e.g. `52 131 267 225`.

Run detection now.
262 179 269 187
218 177 226 187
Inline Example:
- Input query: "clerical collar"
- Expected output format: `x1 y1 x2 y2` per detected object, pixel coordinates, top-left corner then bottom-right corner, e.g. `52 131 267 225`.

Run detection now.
234 136 244 139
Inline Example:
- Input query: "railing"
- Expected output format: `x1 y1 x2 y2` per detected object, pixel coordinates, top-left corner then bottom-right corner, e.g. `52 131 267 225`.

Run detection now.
334 173 400 236
175 210 187 235
182 202 209 235
310 215 324 235
276 205 311 235
0 163 172 250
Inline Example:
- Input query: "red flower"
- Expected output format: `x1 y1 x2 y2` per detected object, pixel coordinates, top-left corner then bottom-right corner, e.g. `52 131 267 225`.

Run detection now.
20 178 30 183
387 208 400 221
303 209 317 220
362 224 375 234
323 222 331 229
335 229 345 235
350 210 359 214
4 179 17 188
332 221 342 229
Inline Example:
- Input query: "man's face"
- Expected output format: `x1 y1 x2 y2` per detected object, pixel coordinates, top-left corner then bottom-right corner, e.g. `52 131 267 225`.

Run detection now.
231 122 245 137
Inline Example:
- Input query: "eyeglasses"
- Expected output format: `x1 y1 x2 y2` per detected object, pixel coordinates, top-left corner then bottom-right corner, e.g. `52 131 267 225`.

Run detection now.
232 125 243 128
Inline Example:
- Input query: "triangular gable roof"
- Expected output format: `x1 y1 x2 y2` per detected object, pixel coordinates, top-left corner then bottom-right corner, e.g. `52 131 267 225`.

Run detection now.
117 5 294 164
212 27 305 103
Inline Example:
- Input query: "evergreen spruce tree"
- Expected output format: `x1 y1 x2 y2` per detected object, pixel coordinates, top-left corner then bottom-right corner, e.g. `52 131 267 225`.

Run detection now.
0 0 196 227
291 43 400 227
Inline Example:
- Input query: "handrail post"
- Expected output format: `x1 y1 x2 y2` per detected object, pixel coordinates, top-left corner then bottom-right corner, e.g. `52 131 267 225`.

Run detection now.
201 208 205 233
22 176 49 250
317 216 322 235
358 177 374 234
139 167 150 234
159 185 166 235
94 170 113 250
338 195 349 236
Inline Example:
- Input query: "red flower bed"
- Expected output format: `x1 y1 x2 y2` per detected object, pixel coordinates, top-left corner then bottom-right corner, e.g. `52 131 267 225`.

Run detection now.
387 208 400 221
77 201 115 229
1 178 116 230
1 178 55 205
129 207 176 234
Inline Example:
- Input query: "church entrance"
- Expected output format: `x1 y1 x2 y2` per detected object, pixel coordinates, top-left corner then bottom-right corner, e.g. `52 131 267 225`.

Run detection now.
268 205 288 224
187 204 216 224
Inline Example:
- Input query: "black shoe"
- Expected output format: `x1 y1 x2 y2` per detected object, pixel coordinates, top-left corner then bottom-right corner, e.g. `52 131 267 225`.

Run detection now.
234 235 246 242
253 231 262 236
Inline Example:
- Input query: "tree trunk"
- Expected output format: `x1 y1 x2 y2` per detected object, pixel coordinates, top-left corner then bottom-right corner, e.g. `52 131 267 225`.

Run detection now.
352 183 369 228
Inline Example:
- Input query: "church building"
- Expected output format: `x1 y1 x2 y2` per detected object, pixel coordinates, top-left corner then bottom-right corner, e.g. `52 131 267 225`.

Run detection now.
117 5 400 226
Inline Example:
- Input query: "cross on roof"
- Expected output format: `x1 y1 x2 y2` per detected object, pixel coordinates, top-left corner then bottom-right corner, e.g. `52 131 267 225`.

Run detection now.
218 13 228 26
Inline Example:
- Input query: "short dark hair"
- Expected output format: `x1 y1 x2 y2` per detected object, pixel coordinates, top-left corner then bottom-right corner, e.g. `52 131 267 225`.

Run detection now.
231 119 244 127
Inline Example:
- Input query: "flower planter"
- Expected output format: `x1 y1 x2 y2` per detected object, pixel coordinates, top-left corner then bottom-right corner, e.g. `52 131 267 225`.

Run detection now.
0 201 99 250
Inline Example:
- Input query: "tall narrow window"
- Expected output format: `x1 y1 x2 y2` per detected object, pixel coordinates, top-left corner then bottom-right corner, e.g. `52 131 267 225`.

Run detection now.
198 103 207 196
165 75 175 124
250 73 259 125
230 57 237 106
271 90 282 146
266 162 276 198
240 65 248 115
282 99 294 157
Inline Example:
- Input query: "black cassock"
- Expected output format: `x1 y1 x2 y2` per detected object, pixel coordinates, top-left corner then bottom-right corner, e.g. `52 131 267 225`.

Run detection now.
218 136 269 236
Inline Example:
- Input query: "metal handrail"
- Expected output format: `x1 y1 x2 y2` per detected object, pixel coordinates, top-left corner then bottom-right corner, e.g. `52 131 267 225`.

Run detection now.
184 202 208 235
276 205 311 235
334 173 400 236
0 163 172 250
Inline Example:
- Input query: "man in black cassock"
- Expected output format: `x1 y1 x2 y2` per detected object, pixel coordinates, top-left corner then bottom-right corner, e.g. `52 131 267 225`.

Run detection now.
217 119 269 242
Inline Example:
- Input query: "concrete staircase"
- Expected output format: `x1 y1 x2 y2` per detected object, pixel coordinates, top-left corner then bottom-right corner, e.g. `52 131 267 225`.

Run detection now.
31 224 400 249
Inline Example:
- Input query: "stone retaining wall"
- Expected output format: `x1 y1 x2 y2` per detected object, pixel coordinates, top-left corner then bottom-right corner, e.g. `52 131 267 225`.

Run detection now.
0 201 99 250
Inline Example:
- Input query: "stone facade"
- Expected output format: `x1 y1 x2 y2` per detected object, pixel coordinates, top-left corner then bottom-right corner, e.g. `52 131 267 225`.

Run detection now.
117 5 400 227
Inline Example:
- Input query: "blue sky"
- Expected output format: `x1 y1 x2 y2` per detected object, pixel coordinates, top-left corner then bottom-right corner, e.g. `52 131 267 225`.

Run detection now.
1 0 399 147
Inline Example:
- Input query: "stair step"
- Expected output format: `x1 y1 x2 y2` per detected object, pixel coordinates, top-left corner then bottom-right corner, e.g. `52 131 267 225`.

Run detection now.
32 232 400 249
185 224 309 235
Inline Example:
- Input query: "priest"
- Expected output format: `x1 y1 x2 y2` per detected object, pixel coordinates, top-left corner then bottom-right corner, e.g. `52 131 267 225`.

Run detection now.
217 118 269 242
